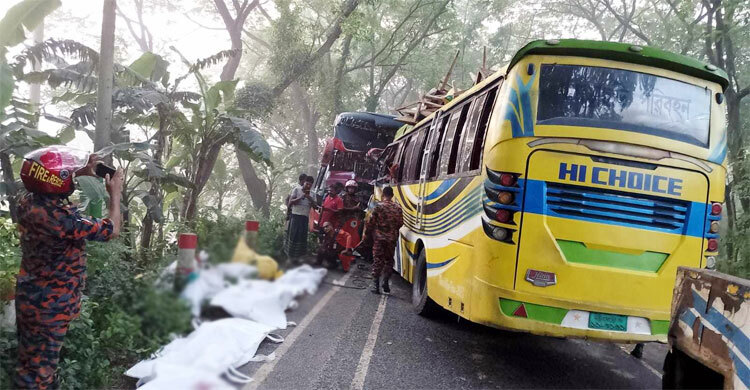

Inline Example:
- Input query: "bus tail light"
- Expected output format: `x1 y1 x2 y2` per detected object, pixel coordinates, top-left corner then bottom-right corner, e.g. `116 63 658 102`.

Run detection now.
498 192 513 204
500 173 517 187
705 256 717 270
491 226 509 241
711 202 722 215
495 209 512 223
709 221 720 233
707 239 718 252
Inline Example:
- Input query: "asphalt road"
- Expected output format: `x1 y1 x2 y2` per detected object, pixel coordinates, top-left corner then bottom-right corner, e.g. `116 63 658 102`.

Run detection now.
237 264 668 389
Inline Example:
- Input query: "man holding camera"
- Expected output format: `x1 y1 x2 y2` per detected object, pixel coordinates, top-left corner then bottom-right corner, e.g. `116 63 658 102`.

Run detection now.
286 175 316 264
14 146 123 389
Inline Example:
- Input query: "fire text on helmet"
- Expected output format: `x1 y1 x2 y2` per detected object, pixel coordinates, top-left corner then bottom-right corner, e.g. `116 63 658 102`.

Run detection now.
27 161 64 188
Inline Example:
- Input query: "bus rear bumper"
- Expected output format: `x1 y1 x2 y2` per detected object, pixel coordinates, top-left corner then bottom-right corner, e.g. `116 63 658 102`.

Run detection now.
470 279 669 343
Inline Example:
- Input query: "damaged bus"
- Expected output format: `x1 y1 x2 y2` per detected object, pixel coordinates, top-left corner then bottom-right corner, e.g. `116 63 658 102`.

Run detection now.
310 112 402 239
381 39 729 343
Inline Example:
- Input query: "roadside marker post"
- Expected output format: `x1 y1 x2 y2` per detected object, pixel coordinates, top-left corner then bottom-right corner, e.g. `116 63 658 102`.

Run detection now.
245 221 259 249
175 233 198 291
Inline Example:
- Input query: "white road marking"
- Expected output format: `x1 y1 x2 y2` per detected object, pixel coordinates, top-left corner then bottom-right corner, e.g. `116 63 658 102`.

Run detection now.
618 345 663 379
243 272 351 390
350 294 388 390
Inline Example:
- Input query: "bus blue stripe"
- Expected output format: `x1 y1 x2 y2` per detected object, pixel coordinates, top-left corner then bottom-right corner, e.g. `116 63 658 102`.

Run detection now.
425 178 457 201
426 257 456 269
522 179 707 238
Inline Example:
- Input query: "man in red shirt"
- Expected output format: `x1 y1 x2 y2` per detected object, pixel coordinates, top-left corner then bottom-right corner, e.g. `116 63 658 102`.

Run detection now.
319 182 344 228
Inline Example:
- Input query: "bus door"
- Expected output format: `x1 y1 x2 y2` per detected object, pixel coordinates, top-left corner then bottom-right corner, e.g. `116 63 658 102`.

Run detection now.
416 113 442 229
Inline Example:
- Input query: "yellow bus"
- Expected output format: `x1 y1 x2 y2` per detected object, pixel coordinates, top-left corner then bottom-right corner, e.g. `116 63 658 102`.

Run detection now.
380 39 729 342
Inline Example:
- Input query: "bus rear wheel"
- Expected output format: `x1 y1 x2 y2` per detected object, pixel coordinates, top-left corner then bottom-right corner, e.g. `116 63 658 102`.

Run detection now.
412 248 440 316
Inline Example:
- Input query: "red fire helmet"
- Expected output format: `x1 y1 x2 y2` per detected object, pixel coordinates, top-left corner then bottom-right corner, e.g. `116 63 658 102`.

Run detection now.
20 146 90 195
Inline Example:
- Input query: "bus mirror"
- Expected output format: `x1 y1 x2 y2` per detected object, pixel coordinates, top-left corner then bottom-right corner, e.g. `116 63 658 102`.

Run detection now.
716 93 724 104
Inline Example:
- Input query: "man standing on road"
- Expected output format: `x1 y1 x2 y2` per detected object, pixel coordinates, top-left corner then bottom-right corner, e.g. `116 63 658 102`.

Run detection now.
285 173 307 227
359 186 402 294
14 146 123 389
286 176 316 264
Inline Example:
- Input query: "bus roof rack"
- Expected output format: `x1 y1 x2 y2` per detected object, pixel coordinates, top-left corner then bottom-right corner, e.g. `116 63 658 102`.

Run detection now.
508 39 729 89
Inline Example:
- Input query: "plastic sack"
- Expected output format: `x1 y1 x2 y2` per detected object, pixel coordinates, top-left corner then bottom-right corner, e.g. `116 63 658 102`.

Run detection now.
125 318 277 383
210 280 294 329
275 265 328 297
230 237 279 280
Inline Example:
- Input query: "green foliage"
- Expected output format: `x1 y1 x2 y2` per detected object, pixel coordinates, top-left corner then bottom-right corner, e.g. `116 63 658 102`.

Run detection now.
0 61 13 121
0 217 20 299
0 0 61 48
0 237 192 389
194 213 244 263
235 81 275 119
256 209 288 261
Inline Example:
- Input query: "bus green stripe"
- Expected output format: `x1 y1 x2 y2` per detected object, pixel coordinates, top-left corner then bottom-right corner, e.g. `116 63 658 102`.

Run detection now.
650 320 670 335
557 240 668 273
499 299 568 324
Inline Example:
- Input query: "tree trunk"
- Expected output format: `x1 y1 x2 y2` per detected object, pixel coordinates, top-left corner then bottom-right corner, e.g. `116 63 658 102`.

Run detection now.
331 34 352 122
236 148 269 217
29 22 44 107
291 83 320 170
0 153 18 222
140 107 168 249
270 0 361 99
184 142 224 222
94 0 117 156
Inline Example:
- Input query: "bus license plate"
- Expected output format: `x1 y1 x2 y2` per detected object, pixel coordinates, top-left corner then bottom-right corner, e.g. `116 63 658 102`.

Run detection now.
588 312 627 332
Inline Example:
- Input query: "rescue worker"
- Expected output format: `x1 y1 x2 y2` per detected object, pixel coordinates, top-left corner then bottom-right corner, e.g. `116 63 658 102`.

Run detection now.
318 183 343 229
14 146 123 389
358 186 402 294
341 180 361 220
315 221 354 271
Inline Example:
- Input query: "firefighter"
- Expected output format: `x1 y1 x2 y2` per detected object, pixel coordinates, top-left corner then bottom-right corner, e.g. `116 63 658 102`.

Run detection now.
315 221 355 271
358 186 402 294
14 146 123 389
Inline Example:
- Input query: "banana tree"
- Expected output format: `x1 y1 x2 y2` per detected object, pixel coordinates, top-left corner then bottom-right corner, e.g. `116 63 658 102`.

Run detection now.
169 49 271 224
0 0 63 221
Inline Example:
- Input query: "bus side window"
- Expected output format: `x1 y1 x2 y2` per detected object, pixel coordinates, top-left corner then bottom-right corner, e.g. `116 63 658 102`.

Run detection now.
409 129 428 181
394 141 407 183
428 116 449 179
468 86 498 171
456 94 487 173
399 135 417 183
439 103 470 176
378 144 398 183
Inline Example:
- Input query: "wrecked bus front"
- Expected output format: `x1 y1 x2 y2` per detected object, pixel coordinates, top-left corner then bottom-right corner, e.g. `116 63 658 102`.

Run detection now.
665 267 750 389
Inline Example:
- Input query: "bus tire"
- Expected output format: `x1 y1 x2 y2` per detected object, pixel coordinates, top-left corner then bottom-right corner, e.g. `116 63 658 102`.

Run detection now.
662 348 724 389
412 248 440 317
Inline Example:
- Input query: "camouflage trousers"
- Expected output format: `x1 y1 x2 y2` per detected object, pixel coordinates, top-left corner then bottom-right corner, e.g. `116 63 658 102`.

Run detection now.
371 239 396 280
14 279 81 389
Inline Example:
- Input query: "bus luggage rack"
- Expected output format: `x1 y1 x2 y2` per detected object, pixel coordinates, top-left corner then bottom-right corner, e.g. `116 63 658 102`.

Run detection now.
545 182 689 233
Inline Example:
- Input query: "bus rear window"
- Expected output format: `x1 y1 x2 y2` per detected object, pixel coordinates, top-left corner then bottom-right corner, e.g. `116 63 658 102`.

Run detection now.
537 64 711 147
